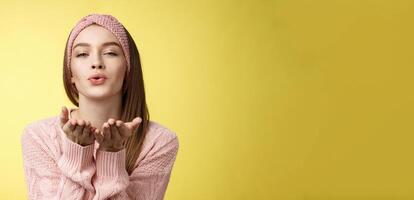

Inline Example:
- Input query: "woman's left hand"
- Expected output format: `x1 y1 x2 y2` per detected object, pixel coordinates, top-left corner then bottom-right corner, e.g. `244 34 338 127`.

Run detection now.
94 117 142 152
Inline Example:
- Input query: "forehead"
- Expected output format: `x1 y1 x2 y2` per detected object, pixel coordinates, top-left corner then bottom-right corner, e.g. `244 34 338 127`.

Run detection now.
73 24 120 48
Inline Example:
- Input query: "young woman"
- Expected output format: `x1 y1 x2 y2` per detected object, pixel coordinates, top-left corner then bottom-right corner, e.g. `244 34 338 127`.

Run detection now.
21 13 179 200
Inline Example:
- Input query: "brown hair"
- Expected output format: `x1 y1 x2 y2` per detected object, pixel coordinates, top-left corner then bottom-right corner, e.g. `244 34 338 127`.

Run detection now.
62 25 149 175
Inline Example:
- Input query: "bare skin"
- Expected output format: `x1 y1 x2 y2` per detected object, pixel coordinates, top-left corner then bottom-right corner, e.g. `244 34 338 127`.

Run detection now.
60 24 142 152
60 107 96 146
59 106 142 151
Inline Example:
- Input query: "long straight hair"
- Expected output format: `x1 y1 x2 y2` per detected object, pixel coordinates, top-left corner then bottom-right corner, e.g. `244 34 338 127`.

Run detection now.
62 25 149 175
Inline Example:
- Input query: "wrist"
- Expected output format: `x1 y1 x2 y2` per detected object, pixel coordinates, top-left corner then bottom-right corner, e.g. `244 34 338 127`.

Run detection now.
95 148 128 179
98 146 124 152
78 140 94 147
64 134 94 147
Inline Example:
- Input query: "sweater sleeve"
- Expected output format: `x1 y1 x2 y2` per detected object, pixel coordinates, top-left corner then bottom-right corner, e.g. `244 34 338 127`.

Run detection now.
91 130 179 200
57 127 96 192
21 125 95 200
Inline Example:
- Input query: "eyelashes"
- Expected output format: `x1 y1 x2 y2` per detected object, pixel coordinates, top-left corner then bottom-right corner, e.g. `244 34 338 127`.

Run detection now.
75 52 118 58
76 53 87 57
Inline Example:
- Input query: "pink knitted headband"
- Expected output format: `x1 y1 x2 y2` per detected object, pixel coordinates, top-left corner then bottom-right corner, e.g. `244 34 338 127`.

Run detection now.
66 13 131 74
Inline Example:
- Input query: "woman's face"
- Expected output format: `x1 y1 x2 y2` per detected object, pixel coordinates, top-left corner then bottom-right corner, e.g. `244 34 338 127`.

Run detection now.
70 24 127 100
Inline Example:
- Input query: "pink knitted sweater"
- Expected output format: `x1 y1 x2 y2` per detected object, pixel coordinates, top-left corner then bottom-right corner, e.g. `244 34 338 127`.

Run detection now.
21 108 179 200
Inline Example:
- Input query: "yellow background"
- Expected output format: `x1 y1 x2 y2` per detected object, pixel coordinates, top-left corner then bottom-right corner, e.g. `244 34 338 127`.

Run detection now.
1 0 413 199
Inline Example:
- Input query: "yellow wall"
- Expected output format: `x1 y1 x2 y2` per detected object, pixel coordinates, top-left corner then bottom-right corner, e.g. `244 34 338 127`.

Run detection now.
1 0 413 199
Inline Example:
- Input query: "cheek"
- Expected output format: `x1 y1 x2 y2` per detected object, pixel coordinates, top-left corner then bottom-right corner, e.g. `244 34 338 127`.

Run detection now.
109 70 126 90
70 67 80 79
112 70 126 86
70 65 88 81
71 57 90 71
107 60 127 78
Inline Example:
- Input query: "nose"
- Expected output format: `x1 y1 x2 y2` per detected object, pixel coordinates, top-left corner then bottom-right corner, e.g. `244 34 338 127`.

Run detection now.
91 52 105 70
91 65 104 69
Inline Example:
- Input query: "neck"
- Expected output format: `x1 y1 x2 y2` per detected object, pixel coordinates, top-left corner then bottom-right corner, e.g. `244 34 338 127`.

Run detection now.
73 94 122 131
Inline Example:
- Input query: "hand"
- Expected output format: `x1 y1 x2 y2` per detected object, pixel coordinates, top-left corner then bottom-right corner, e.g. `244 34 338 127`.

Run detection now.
60 106 96 146
93 117 142 152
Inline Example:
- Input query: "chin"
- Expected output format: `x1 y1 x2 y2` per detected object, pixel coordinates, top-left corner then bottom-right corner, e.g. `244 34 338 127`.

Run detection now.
85 89 121 100
88 94 111 100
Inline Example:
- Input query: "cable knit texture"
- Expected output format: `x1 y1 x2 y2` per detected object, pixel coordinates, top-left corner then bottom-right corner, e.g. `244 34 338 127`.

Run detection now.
21 108 179 200
66 13 131 74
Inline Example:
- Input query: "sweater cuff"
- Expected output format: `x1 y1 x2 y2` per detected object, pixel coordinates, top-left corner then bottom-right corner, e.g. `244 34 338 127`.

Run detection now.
96 148 128 178
58 128 95 171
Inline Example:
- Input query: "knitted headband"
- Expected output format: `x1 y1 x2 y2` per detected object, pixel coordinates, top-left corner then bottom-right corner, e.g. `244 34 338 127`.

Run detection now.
66 13 131 74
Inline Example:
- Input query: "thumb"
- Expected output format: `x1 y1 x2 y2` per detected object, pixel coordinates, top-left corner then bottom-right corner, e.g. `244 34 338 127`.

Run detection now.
125 117 142 131
60 106 69 128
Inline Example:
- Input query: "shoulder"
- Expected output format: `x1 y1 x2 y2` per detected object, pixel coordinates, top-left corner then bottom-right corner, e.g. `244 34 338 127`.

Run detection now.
145 120 179 147
135 120 179 169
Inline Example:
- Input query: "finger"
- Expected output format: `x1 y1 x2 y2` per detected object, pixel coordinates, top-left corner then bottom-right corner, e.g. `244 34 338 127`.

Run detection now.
108 118 116 125
110 121 122 141
89 126 96 140
125 117 142 132
94 129 104 143
63 118 77 133
74 119 85 137
82 121 91 138
107 118 117 138
107 118 116 133
117 121 132 138
60 106 69 128
103 123 111 141
62 118 72 132
69 119 77 130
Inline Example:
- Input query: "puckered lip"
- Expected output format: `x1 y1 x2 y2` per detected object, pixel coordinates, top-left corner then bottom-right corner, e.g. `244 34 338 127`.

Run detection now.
88 73 108 80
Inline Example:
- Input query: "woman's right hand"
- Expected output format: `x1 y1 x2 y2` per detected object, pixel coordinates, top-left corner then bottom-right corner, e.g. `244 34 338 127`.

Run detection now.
59 106 96 146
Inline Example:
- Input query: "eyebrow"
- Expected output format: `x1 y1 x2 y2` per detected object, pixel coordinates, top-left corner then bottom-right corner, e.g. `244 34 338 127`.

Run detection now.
73 42 121 50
